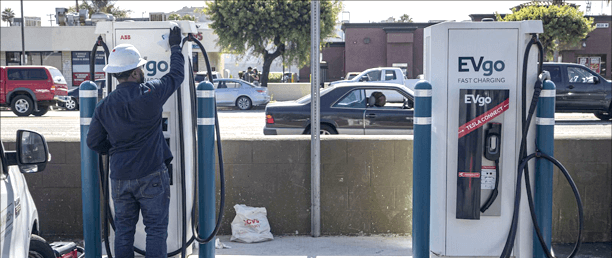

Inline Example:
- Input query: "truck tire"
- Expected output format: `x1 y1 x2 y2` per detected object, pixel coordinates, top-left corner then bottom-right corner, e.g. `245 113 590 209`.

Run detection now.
32 106 49 116
28 234 56 258
10 95 34 116
594 108 611 121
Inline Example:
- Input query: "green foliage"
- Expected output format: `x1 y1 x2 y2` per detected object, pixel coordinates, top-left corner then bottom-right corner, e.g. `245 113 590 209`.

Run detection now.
205 0 342 85
168 14 195 21
67 0 131 18
496 2 595 60
268 72 283 83
2 8 15 26
398 14 413 23
181 14 195 21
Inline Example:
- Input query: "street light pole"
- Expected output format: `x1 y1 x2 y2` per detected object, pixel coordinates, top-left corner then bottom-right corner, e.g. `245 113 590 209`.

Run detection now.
20 0 26 65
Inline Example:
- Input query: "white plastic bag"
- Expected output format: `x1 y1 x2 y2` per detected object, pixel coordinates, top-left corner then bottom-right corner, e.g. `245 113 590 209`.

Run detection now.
230 204 274 243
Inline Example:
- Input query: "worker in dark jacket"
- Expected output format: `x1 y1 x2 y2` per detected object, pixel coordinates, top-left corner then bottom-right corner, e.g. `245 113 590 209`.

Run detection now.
87 26 183 258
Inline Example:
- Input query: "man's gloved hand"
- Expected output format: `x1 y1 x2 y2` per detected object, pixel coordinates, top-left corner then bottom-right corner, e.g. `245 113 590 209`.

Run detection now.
169 26 182 47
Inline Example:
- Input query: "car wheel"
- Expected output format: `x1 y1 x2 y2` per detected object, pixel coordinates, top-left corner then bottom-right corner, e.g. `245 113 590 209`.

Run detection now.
10 95 34 116
65 97 79 111
32 106 49 116
236 96 253 110
304 124 338 135
594 109 611 120
28 234 56 258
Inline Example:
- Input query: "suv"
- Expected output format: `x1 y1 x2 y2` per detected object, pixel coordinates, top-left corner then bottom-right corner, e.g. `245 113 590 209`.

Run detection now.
1 130 55 257
543 62 612 120
0 66 69 117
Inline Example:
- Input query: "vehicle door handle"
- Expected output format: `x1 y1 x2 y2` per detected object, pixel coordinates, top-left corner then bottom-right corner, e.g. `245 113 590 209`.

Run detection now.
366 114 376 118
568 85 574 89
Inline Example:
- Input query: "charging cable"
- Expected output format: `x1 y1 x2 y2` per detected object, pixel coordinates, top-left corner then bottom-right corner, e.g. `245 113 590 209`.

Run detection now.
500 34 583 258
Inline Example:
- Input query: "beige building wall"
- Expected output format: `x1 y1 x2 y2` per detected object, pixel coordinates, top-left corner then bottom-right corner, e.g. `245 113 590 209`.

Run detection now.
1 23 222 87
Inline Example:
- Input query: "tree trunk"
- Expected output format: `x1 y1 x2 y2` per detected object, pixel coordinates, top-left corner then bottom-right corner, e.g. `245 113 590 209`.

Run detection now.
261 56 275 87
259 44 285 87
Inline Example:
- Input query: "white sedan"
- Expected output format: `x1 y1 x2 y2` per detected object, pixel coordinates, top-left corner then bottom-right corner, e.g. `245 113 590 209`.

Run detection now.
212 78 270 110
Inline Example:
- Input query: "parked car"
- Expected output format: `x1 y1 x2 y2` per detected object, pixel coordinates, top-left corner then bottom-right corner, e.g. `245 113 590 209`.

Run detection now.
264 82 415 135
1 130 55 257
195 71 221 83
542 62 612 120
0 66 69 116
212 78 270 110
59 79 105 111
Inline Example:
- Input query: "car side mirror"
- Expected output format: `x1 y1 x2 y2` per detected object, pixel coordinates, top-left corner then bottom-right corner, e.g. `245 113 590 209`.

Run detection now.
16 130 50 173
404 98 414 109
593 76 600 83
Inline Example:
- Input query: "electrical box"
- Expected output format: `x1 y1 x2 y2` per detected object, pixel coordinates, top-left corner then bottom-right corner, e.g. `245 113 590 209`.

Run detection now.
425 21 542 257
95 21 198 256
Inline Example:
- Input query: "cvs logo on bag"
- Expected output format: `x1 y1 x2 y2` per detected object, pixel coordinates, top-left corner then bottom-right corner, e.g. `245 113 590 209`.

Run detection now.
244 219 260 226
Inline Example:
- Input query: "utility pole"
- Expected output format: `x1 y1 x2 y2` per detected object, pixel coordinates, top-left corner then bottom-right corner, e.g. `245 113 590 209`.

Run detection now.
310 0 321 238
20 0 26 65
47 14 54 26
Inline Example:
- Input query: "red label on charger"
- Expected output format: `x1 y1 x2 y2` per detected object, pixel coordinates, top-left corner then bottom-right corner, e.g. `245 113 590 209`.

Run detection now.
458 172 481 178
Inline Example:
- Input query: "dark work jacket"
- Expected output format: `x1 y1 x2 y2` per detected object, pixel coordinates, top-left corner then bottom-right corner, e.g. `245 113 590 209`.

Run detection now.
87 45 184 180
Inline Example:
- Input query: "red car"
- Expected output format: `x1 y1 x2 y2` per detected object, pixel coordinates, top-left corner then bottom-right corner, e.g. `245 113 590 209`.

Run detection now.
0 66 68 116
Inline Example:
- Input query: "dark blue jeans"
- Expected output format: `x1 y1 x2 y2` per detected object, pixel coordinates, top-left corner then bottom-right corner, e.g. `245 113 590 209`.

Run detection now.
111 165 170 258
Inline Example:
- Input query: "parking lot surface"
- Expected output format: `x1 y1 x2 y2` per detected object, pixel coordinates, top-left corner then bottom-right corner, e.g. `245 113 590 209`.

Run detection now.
1 109 610 141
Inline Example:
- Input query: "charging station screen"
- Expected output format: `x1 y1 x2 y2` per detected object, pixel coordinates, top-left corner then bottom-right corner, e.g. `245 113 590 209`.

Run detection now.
457 89 509 219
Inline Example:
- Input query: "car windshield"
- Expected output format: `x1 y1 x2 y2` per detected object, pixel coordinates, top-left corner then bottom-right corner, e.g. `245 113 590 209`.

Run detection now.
296 87 335 104
49 68 67 84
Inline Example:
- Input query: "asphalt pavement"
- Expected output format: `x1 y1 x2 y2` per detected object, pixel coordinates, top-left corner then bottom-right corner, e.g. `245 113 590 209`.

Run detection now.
207 235 611 258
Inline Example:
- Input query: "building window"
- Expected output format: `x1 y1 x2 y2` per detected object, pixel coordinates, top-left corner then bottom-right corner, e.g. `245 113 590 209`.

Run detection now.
4 51 61 68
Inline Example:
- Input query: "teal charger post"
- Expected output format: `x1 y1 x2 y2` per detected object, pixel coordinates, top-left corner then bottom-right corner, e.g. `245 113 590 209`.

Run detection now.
197 81 216 258
79 81 101 258
534 80 556 258
412 81 432 258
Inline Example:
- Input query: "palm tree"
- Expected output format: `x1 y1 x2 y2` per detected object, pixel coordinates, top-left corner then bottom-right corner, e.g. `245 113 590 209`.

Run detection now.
2 8 15 26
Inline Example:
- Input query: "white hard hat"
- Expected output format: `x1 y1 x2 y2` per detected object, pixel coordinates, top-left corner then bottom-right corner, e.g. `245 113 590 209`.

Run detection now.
103 44 147 73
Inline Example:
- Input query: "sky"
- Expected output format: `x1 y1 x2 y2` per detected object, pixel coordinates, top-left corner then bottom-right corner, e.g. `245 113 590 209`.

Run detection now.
1 0 610 27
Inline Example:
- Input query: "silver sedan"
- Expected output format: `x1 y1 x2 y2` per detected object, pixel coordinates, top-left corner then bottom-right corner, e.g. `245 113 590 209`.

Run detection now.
213 78 270 110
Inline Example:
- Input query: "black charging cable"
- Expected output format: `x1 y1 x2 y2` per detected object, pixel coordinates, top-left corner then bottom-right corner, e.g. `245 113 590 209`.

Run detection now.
185 32 227 245
500 34 583 258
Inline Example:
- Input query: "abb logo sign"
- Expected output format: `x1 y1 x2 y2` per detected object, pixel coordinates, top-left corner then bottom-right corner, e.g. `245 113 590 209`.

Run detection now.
120 35 131 40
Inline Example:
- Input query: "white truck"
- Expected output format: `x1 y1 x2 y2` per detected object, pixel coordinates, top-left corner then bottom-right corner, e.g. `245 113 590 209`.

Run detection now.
330 67 421 90
1 130 56 257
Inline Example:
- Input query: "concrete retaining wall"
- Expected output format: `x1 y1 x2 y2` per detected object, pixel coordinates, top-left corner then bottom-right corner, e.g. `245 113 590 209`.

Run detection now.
267 83 313 101
6 136 610 243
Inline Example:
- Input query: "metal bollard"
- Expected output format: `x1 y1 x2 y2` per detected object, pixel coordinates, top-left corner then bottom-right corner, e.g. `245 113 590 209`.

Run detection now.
534 80 556 258
412 81 432 258
79 81 101 258
197 81 216 258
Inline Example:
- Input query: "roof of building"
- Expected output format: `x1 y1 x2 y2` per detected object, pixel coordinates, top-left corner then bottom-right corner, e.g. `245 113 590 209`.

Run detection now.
341 22 440 31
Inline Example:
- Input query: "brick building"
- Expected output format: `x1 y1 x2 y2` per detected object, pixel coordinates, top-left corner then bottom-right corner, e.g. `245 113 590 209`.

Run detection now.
302 15 611 82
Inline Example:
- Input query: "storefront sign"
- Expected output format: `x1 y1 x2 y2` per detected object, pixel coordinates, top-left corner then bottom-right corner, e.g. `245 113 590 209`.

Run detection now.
577 56 601 74
72 51 106 86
